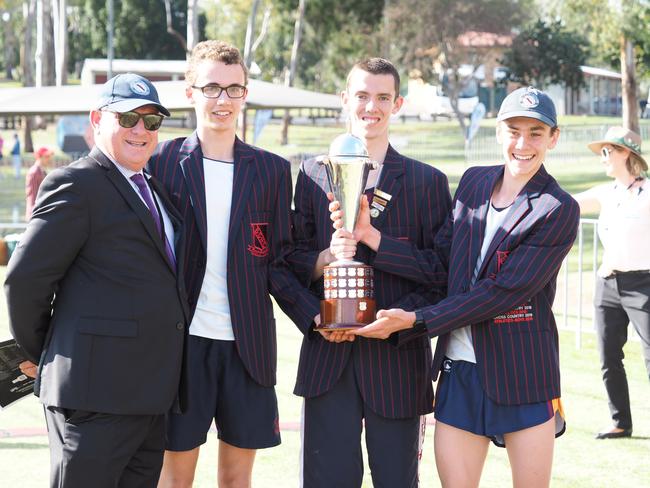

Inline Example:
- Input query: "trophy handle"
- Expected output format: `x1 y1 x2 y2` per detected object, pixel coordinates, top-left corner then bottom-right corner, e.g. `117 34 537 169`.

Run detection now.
318 156 338 199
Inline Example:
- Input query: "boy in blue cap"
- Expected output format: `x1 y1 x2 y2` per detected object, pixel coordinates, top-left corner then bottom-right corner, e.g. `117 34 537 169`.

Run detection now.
340 86 580 487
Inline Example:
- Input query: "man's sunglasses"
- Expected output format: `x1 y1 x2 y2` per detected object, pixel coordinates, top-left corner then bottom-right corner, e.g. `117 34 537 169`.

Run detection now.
107 111 165 131
191 84 247 99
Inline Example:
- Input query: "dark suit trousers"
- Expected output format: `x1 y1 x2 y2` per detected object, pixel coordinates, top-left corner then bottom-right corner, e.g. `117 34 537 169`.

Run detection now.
301 360 422 488
44 407 165 488
594 273 650 430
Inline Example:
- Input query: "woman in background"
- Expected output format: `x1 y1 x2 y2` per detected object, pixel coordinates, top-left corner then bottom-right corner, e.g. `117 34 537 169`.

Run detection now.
574 126 650 439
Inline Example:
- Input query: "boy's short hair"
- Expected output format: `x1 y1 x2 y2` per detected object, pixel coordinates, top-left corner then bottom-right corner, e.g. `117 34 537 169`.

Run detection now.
185 40 248 86
347 58 400 99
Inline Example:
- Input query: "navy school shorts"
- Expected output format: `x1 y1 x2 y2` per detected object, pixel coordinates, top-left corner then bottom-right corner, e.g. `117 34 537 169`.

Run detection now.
434 358 565 447
165 335 281 451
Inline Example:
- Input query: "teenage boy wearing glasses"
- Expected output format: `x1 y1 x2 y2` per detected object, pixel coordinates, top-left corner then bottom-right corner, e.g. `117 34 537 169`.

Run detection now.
149 40 321 487
5 73 188 487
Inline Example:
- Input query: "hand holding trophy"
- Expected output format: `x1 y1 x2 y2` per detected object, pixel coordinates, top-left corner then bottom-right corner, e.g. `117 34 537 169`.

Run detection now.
316 133 378 330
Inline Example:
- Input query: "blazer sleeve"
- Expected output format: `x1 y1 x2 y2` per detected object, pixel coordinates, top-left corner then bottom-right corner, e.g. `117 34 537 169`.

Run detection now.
372 170 452 288
268 161 321 335
419 195 580 338
4 169 89 363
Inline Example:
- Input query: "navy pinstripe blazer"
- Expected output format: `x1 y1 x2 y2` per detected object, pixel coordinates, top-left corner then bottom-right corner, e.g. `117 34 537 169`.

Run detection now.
148 133 320 387
289 145 452 418
400 164 580 406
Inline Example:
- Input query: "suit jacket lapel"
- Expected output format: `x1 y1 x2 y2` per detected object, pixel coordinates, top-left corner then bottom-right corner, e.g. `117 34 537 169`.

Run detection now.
476 165 551 279
177 133 208 250
371 145 404 229
227 137 257 258
90 148 173 271
467 167 498 283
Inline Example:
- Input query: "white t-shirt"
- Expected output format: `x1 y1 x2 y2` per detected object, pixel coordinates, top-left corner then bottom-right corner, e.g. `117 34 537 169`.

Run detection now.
446 202 512 363
189 157 235 340
582 179 650 277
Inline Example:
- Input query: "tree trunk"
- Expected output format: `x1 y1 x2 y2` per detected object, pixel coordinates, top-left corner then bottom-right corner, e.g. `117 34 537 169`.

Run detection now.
22 0 36 153
620 35 639 133
43 0 55 86
243 0 261 69
187 0 199 54
163 0 188 54
35 0 43 87
2 15 16 79
52 0 68 86
281 0 306 146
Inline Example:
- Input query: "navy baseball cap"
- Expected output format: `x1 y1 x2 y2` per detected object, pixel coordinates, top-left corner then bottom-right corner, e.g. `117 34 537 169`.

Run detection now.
497 86 557 128
96 73 170 116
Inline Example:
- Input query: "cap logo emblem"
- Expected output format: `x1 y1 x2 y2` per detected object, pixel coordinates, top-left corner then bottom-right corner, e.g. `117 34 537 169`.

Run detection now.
130 81 150 96
519 92 539 109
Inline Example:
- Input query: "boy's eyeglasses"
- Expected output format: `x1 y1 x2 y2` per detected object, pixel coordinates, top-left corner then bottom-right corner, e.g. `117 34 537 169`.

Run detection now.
191 84 247 99
107 111 164 131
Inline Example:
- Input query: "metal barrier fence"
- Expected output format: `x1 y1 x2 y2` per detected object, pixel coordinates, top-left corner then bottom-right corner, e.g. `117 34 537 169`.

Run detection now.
557 217 643 350
558 218 599 350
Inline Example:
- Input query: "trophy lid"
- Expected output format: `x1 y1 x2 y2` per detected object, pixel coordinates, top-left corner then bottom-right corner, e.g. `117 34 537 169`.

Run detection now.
328 133 369 159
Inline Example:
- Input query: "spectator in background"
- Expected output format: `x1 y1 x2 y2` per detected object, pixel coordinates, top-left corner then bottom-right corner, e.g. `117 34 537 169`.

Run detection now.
0 133 4 164
573 127 650 440
10 132 21 179
25 146 53 220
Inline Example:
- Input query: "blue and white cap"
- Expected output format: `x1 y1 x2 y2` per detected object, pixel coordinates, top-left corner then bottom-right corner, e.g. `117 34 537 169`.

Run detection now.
97 73 170 116
497 86 557 128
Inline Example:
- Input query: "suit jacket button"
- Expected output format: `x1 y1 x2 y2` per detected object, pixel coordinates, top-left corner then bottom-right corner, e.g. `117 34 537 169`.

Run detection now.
176 322 184 331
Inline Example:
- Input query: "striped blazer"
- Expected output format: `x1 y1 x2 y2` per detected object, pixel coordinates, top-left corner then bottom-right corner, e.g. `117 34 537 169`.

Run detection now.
401 164 580 405
149 133 320 387
289 145 452 418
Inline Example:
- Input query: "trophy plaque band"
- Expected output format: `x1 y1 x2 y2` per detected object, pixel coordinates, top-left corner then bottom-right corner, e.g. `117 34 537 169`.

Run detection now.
317 262 376 330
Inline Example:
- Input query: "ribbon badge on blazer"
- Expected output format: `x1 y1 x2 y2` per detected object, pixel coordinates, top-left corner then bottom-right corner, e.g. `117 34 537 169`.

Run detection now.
248 222 269 257
369 188 392 219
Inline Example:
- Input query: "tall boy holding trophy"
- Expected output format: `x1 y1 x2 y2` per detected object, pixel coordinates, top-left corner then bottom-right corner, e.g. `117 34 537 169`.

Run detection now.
289 58 452 487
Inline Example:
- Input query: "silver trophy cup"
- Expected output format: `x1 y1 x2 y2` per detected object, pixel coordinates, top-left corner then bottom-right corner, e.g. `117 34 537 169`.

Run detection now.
317 133 377 330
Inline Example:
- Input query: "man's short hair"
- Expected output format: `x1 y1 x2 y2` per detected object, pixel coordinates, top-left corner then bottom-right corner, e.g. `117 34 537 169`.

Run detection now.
185 40 248 86
347 58 401 99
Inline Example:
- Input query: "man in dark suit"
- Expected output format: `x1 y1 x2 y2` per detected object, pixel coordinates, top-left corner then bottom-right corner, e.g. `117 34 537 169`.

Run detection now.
148 41 320 487
289 58 452 487
5 73 188 488
352 87 580 487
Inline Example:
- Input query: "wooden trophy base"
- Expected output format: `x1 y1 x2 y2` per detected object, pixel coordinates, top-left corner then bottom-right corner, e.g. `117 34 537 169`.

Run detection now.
316 261 376 330
317 298 377 330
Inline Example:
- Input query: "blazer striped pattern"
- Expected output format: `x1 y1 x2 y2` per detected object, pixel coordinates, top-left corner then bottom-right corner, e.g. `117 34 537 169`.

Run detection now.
289 145 452 418
406 164 580 405
149 134 320 387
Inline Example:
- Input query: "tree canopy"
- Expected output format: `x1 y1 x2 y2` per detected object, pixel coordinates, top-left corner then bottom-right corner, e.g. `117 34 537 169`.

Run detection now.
502 19 587 89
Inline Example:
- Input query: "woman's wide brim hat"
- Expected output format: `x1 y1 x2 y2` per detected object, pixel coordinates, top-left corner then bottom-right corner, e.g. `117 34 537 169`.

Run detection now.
587 126 646 167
